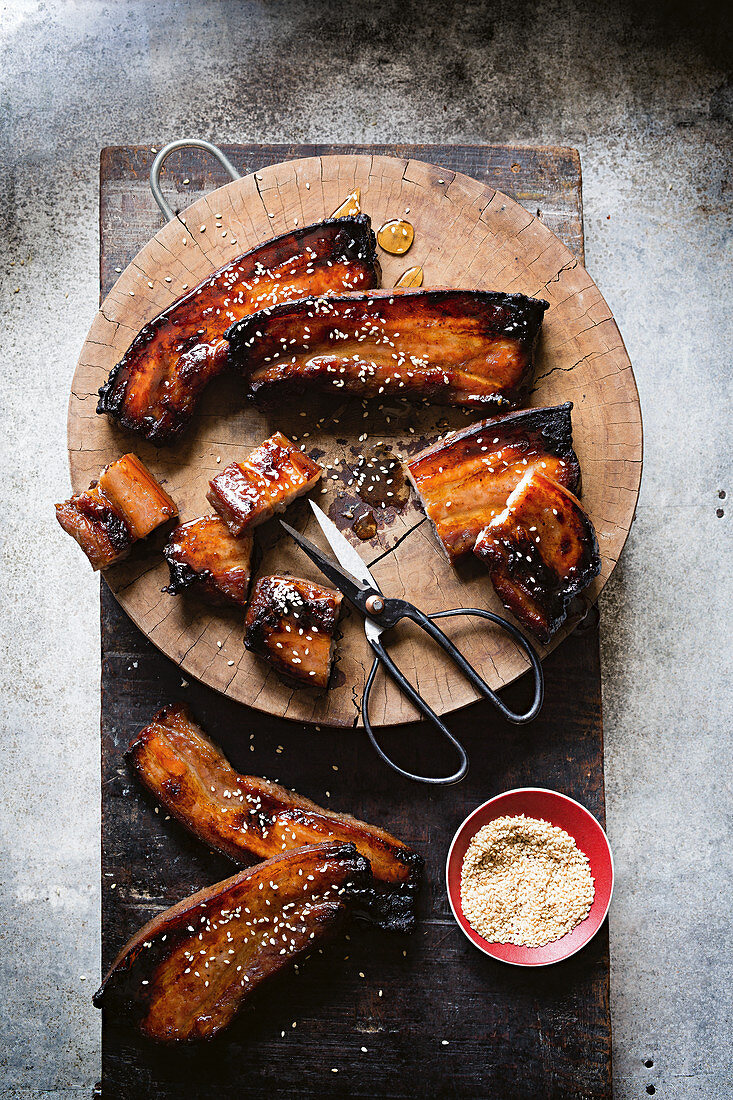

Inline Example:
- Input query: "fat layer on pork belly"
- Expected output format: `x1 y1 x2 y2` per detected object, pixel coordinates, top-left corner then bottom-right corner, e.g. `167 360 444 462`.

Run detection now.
127 703 422 931
226 289 548 410
93 843 370 1042
55 453 177 570
474 469 601 644
244 574 342 689
206 432 322 538
163 515 253 608
96 215 380 444
405 403 581 561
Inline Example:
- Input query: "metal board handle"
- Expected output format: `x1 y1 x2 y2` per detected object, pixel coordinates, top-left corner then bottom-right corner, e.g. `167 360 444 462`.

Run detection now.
149 139 241 221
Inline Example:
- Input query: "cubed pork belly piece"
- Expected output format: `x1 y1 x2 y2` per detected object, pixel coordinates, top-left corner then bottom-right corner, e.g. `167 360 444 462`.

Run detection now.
163 515 253 608
93 843 370 1042
474 470 601 644
127 703 422 931
227 289 548 410
96 215 380 443
244 575 342 688
55 454 177 570
206 432 322 537
405 403 580 561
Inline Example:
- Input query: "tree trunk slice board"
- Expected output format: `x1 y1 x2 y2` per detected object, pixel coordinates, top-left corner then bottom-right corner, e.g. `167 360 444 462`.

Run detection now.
70 147 640 727
98 145 611 1099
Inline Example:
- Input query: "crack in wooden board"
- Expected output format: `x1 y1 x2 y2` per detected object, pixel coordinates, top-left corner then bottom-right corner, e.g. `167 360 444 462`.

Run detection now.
69 147 641 728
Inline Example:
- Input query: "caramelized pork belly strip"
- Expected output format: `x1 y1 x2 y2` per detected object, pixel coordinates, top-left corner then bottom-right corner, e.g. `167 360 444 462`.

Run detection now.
127 703 422 930
206 432 322 538
163 516 253 608
474 470 601 644
405 403 580 561
227 289 548 409
55 454 177 570
244 575 342 689
96 215 380 444
93 843 370 1042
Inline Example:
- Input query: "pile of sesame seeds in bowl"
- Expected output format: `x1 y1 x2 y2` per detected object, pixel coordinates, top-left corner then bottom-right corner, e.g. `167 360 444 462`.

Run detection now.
459 814 595 949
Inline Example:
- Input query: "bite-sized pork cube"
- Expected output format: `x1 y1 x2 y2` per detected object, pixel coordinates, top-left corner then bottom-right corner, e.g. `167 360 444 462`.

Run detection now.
55 454 177 570
244 574 342 688
207 432 322 538
163 515 253 608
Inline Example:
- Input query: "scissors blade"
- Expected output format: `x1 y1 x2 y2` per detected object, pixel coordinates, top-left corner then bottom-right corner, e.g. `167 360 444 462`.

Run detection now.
308 500 381 593
279 520 372 613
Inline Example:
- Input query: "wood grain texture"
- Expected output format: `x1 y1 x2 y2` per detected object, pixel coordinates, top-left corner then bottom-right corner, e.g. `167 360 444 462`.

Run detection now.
69 145 641 727
98 145 611 1100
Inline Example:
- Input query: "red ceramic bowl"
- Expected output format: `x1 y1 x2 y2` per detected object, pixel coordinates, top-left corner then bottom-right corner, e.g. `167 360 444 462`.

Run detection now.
446 788 614 966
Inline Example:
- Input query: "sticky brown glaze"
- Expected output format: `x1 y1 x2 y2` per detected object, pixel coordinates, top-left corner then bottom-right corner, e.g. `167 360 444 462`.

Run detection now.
93 843 370 1042
227 289 548 409
96 216 380 443
474 470 601 644
55 454 177 570
127 704 422 931
163 516 253 607
206 432 322 538
405 403 580 561
244 575 342 689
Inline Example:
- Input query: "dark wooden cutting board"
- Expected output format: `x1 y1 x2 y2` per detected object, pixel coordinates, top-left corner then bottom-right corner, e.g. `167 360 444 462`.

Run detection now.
97 143 611 1099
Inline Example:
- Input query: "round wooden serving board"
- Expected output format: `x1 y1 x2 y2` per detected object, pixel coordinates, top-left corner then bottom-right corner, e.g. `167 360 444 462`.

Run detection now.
67 154 642 728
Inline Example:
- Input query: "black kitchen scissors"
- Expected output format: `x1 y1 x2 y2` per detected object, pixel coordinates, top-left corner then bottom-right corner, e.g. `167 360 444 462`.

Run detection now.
281 501 544 785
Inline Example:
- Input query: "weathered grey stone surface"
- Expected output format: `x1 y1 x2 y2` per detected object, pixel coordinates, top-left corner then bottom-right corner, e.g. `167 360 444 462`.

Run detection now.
0 1 730 1096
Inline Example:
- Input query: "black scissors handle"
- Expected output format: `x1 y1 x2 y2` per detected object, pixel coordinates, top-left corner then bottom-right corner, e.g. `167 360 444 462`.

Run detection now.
362 606 544 786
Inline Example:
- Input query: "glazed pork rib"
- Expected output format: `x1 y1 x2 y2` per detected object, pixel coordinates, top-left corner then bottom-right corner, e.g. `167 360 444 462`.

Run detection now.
163 516 253 608
127 704 422 931
244 575 342 689
474 469 601 644
55 453 177 570
96 215 380 443
206 432 322 538
93 843 370 1042
405 404 580 561
227 289 548 410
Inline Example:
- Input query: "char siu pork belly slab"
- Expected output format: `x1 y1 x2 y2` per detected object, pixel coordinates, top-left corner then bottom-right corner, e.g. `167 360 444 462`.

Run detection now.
97 215 380 443
227 289 548 410
93 843 370 1041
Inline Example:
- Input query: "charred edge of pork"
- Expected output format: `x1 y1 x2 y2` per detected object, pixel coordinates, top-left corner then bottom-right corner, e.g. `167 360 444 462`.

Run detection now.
478 401 580 492
161 549 204 595
352 848 424 933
